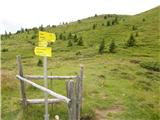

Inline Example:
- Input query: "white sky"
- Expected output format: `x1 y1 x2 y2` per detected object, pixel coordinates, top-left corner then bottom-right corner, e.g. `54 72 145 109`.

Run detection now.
0 0 159 34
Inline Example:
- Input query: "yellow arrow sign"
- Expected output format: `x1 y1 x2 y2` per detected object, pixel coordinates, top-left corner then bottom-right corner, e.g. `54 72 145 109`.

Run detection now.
34 47 52 57
39 31 56 42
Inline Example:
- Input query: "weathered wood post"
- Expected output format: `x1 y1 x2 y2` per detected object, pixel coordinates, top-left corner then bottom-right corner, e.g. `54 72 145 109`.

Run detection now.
67 80 75 120
16 55 27 106
76 65 84 120
44 56 49 120
66 80 69 98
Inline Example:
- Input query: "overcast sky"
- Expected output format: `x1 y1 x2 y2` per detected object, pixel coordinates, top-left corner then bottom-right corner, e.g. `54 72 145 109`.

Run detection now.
0 0 159 34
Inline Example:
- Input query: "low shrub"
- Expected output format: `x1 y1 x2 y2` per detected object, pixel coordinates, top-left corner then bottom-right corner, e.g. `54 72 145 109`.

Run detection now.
37 59 43 67
2 48 8 52
140 61 160 72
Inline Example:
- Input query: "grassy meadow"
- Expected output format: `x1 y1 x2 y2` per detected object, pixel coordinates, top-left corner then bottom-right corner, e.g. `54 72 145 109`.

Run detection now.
1 6 160 120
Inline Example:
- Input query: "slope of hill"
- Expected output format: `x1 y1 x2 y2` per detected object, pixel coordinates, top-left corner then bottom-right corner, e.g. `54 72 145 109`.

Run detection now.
1 6 160 120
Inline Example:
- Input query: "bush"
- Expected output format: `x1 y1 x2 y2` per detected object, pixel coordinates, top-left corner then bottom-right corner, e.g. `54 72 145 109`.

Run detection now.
132 25 137 30
59 33 63 40
37 59 43 67
78 20 81 23
31 34 37 39
2 48 8 52
107 21 110 26
21 28 24 33
104 15 107 19
75 51 81 55
92 24 97 30
140 61 160 72
111 20 115 25
142 18 146 22
114 16 118 24
109 40 116 53
126 34 136 47
135 32 139 37
99 39 105 54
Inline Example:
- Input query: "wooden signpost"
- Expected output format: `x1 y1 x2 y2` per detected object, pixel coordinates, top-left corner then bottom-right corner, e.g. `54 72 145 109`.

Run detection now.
16 31 84 120
34 31 56 120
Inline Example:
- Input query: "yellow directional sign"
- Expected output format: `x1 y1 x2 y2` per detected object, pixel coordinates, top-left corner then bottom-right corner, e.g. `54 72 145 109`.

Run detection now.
39 31 56 42
34 47 52 57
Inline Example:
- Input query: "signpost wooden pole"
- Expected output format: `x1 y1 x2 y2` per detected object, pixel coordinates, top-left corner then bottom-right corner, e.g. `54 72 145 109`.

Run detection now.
34 31 56 120
44 56 49 120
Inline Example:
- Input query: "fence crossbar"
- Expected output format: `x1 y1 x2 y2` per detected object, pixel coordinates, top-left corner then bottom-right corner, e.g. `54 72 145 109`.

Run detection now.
25 98 62 104
25 75 78 80
16 75 70 103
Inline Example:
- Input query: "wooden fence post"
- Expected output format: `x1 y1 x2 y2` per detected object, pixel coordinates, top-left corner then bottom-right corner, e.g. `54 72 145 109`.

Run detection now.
76 65 84 120
16 55 27 106
67 80 75 120
66 80 69 98
79 64 84 106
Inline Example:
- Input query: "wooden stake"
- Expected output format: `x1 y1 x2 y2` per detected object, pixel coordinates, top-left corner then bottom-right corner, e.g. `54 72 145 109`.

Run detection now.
67 80 75 120
76 65 84 120
16 55 27 106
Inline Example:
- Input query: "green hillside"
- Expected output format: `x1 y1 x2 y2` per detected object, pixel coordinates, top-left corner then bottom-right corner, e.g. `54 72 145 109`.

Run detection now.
1 6 160 120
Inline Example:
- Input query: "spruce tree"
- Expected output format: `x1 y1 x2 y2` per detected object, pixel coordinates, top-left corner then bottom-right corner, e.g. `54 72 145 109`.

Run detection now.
99 39 105 54
126 34 136 47
93 24 96 30
39 25 44 31
5 30 7 36
114 16 118 24
59 33 63 40
68 39 73 47
21 28 24 33
107 21 110 26
132 25 137 30
68 32 72 39
109 40 116 53
95 14 98 17
74 34 78 42
77 37 83 46
37 59 43 67
135 32 139 37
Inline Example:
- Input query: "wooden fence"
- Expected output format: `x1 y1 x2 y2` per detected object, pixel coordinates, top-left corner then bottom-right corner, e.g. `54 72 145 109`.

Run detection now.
16 55 83 120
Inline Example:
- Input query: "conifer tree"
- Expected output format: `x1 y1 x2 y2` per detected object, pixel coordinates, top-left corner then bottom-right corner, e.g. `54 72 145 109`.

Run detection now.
37 59 43 67
109 40 116 53
68 39 73 47
126 34 136 47
99 39 105 54
77 37 83 46
74 34 78 42
93 24 96 30
107 21 110 26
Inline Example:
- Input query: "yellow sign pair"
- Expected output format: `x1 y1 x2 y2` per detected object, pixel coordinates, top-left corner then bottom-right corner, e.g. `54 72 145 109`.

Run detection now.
34 31 56 57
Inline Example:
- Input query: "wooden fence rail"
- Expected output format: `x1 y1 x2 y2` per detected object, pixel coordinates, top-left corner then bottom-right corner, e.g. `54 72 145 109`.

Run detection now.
16 75 70 103
26 98 63 104
25 75 78 80
16 55 84 120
